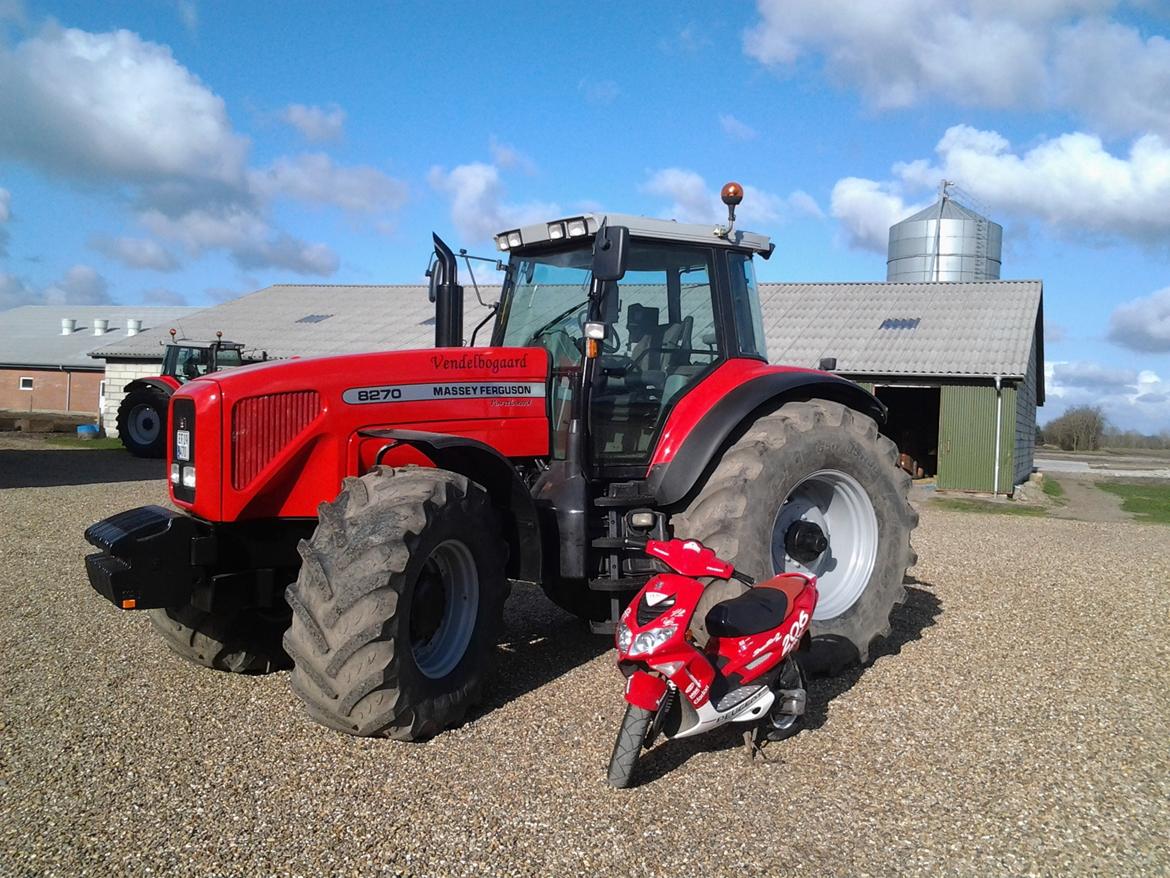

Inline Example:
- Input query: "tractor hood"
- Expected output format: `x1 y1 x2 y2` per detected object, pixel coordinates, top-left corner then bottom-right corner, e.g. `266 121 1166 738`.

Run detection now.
169 347 551 522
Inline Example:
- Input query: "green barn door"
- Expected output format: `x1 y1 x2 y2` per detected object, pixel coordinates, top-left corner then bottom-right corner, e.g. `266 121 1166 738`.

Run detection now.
937 384 1016 492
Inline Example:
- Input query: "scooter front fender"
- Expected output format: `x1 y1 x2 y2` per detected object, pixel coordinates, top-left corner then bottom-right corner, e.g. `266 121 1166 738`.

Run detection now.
624 670 668 711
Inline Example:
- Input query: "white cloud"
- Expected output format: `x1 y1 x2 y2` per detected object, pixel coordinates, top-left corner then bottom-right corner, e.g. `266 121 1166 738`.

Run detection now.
489 137 536 174
743 1 1170 137
0 26 248 185
1045 359 1168 432
0 271 35 310
1108 286 1170 353
428 161 558 243
642 168 820 228
720 114 758 142
141 205 338 275
280 102 345 143
92 235 180 271
250 153 407 213
1 264 114 310
830 178 931 252
832 124 1170 250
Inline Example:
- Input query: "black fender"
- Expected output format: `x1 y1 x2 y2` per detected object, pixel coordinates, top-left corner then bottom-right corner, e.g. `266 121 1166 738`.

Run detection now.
359 429 542 583
122 377 177 398
646 371 887 507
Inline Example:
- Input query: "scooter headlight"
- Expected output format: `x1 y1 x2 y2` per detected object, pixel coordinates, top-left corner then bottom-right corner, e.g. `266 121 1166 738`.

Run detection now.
630 625 677 657
615 622 632 654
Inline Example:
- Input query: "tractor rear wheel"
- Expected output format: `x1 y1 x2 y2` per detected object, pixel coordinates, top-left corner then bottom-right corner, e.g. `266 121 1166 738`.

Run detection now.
283 466 508 740
116 387 169 458
671 399 917 674
149 603 291 673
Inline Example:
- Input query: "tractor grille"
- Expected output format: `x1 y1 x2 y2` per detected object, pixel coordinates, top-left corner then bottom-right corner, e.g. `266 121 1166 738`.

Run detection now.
636 593 676 627
231 390 321 490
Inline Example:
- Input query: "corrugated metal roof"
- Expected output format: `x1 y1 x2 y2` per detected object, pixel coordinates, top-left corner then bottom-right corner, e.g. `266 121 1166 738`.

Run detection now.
1 305 199 369
92 285 499 361
89 279 1043 382
760 281 1043 379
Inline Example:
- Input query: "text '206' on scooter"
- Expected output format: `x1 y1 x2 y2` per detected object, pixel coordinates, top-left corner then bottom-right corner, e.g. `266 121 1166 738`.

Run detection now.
608 537 818 788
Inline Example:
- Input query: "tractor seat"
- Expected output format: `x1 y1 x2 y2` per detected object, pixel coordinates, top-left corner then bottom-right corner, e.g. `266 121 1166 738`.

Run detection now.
704 574 808 639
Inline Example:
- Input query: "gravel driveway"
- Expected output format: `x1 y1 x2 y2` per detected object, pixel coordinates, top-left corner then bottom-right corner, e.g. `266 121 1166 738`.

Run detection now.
1 440 1167 876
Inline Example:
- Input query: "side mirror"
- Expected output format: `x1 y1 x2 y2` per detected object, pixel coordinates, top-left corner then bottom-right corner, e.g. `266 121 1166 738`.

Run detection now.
592 222 630 282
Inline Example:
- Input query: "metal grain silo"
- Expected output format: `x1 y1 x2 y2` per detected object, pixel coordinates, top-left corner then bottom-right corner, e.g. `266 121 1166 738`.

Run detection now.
886 188 1002 282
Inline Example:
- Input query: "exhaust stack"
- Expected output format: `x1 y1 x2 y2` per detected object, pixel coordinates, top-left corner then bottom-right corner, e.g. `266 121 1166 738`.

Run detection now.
429 234 464 348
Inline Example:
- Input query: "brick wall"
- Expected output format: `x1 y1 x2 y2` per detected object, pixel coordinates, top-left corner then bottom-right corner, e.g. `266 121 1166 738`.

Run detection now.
0 367 103 414
101 359 166 437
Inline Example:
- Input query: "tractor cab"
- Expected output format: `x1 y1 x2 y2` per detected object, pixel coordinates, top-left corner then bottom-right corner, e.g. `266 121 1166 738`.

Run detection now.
488 195 773 471
161 335 246 384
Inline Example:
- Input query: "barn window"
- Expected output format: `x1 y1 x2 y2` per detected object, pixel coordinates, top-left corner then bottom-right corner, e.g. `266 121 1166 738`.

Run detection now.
19 377 33 390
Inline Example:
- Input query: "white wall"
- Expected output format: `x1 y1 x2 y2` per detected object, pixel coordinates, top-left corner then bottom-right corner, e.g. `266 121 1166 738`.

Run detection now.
101 359 165 437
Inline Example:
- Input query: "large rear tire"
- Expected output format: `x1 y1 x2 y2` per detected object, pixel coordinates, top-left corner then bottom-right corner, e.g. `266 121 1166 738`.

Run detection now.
149 604 291 673
671 399 917 674
606 703 653 789
283 466 508 740
116 387 169 458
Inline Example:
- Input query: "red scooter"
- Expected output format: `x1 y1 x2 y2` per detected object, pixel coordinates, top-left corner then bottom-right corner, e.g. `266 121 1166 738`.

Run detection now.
607 537 817 788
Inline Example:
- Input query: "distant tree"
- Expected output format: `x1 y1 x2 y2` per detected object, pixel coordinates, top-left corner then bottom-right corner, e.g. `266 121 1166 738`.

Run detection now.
1044 406 1107 451
1035 424 1045 447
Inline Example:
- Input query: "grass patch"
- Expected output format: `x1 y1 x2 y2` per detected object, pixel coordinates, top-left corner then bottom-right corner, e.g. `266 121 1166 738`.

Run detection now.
1096 481 1170 524
44 436 124 450
933 498 1047 517
1042 477 1065 500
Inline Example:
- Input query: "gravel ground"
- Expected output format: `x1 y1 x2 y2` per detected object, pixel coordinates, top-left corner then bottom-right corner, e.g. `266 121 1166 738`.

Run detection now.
1 439 1168 877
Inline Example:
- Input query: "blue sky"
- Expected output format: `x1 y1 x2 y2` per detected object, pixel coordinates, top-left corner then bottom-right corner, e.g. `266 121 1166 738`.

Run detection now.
1 1 1168 431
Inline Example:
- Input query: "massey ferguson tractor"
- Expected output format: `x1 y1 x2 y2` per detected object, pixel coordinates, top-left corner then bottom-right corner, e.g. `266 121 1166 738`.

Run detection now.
116 333 251 457
84 185 916 741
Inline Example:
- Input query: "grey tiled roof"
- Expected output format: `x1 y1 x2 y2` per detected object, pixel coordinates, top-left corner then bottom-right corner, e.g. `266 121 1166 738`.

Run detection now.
759 281 1043 379
1 305 199 369
92 285 500 361
89 280 1043 383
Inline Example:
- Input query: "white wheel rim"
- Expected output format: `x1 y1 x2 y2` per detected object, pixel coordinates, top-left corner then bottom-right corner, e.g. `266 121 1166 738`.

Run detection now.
771 469 879 620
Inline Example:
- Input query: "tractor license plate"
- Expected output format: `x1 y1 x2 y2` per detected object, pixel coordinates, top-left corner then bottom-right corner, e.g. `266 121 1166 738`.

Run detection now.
175 430 190 461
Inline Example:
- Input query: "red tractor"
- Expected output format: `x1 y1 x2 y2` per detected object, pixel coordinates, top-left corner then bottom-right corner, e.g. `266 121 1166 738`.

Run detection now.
115 333 252 457
84 186 916 740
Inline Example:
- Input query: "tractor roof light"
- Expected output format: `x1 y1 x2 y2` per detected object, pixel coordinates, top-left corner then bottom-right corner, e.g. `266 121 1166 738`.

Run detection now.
566 218 588 237
507 231 523 249
547 221 566 240
496 235 510 252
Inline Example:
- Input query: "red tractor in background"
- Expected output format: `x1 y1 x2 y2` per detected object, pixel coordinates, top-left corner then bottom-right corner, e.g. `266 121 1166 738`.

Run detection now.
115 332 253 457
84 185 916 741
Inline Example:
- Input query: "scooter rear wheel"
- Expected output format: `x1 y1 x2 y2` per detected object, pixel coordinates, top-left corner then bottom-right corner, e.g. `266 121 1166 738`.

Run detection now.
606 704 653 789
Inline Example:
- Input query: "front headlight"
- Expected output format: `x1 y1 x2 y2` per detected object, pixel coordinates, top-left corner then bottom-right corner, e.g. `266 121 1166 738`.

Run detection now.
181 466 196 489
615 622 632 653
630 625 677 657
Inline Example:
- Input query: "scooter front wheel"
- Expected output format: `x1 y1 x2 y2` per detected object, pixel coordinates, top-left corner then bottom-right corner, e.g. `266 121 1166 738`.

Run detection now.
606 704 653 789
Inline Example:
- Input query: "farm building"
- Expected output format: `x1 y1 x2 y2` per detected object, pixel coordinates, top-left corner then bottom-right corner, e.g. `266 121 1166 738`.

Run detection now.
0 305 195 416
761 280 1044 494
93 278 1043 494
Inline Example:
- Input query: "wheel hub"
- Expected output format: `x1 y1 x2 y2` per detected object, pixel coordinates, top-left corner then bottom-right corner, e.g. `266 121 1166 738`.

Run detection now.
784 520 828 564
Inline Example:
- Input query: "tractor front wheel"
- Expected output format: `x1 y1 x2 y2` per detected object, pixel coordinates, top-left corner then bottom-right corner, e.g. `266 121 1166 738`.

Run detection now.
116 388 169 457
283 467 508 740
149 603 291 673
672 399 917 675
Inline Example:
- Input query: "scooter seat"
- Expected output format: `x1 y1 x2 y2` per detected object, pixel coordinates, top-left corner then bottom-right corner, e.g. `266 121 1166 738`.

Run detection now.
705 586 790 638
